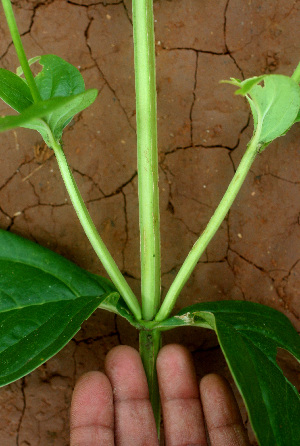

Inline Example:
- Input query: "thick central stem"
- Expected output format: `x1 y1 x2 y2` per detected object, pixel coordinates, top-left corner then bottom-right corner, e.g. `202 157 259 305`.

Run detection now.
132 0 161 321
139 329 161 435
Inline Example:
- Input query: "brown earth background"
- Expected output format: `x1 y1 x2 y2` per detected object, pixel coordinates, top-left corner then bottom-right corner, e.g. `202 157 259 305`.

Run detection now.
0 0 299 444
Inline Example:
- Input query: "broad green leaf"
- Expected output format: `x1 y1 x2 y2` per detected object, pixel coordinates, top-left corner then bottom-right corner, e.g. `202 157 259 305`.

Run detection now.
224 74 300 150
159 301 300 446
34 55 85 100
27 54 90 140
0 229 118 386
43 87 98 141
0 68 33 112
0 89 98 146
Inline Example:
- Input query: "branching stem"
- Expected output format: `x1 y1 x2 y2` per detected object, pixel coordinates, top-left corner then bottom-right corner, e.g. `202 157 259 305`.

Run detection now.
155 135 261 322
1 0 41 103
49 135 142 321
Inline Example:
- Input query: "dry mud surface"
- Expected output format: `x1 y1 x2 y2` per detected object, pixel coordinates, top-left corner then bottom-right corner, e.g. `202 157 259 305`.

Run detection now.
0 0 299 444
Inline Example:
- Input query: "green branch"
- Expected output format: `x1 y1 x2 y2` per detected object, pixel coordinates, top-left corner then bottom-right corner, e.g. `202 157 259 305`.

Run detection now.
1 0 41 103
49 135 142 321
155 136 260 322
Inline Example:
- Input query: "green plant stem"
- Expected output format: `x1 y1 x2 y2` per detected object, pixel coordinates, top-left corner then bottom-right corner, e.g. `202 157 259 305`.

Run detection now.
155 137 260 322
139 329 161 435
291 62 300 83
132 0 161 321
49 136 142 321
1 0 41 103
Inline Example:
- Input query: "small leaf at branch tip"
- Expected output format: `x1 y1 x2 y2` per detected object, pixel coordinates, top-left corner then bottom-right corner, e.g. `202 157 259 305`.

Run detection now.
224 73 300 147
220 77 241 87
0 53 99 145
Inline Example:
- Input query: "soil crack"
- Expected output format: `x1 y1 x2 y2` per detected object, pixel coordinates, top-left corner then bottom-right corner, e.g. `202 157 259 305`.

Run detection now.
84 8 135 131
16 377 26 446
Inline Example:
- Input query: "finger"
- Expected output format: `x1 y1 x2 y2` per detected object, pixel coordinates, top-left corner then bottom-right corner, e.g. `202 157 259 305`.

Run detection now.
105 345 158 446
70 371 114 446
157 344 208 446
200 374 250 446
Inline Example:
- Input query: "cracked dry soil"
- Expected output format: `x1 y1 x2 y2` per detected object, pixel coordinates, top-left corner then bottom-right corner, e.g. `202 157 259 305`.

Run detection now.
0 0 299 444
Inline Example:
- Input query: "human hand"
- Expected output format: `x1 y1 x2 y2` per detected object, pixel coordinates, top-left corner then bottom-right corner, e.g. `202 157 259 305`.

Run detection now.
70 344 250 445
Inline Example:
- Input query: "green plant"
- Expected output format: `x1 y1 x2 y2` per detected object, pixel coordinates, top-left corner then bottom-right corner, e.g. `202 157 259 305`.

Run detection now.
0 0 299 444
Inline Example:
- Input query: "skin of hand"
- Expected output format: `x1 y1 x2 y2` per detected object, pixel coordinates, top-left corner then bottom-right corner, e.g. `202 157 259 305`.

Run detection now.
70 344 250 446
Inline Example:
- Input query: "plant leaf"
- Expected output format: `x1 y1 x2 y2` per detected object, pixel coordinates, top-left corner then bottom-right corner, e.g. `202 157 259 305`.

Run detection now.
224 74 300 150
89 272 139 327
0 55 98 145
0 229 118 386
44 87 98 141
0 68 33 112
0 89 98 146
28 54 92 140
159 301 300 446
34 55 85 100
221 76 265 95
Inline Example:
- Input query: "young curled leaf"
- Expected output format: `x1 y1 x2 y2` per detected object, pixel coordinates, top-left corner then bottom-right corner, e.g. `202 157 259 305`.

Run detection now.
223 73 300 150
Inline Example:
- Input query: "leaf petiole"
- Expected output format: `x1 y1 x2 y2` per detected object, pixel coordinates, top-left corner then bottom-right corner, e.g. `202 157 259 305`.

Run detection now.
1 0 41 103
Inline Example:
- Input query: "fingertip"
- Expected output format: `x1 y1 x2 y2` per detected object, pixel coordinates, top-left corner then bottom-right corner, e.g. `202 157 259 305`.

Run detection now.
157 343 191 364
71 371 113 429
200 373 240 417
156 344 194 380
200 373 229 396
200 373 250 445
105 345 140 370
105 345 149 400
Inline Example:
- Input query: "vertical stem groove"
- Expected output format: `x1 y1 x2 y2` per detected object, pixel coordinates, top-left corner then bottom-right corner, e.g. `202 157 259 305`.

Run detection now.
132 0 161 321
